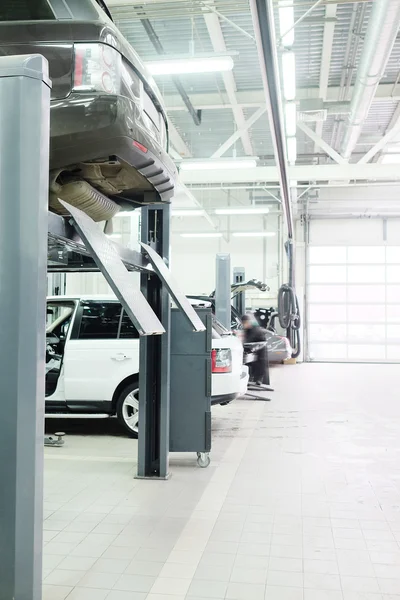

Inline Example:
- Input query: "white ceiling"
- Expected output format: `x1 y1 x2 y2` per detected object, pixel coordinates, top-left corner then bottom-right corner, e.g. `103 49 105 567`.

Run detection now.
108 0 400 218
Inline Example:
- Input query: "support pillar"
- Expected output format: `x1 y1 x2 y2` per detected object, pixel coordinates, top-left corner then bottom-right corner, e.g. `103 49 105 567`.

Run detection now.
137 203 171 479
0 55 51 600
215 254 231 330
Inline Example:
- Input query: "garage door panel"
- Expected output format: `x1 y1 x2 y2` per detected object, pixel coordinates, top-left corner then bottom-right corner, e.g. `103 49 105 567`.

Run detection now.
307 233 400 362
387 285 400 303
347 285 385 303
348 324 385 342
310 343 347 360
308 285 347 303
387 345 400 359
386 246 400 263
309 265 347 283
309 323 346 342
347 345 386 360
387 305 400 322
308 246 347 264
347 304 385 323
347 246 385 264
386 324 400 342
347 265 385 284
309 304 347 322
387 266 400 283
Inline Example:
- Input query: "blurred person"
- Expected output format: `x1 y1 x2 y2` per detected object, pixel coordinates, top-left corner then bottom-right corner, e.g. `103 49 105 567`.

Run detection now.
241 314 269 385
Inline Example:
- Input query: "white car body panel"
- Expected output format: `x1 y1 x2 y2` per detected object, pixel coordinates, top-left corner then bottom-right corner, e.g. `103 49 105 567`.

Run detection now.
46 295 246 408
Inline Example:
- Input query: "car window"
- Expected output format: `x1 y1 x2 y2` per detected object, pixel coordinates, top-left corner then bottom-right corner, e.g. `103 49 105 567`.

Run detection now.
47 302 75 337
78 302 121 339
0 0 55 20
119 309 139 339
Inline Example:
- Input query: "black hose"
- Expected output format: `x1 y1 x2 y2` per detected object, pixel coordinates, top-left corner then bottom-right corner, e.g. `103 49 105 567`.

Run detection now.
277 284 301 358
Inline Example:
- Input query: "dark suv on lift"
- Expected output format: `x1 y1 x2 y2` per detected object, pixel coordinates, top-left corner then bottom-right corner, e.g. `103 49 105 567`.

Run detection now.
0 0 176 222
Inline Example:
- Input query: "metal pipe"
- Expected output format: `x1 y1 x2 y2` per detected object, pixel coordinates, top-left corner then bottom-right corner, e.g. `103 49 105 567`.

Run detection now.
340 0 400 159
249 0 294 241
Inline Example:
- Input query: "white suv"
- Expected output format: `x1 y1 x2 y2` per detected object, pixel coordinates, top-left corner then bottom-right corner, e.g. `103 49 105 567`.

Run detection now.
46 296 248 436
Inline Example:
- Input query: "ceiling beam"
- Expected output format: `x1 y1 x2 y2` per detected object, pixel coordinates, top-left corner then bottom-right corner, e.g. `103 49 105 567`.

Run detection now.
168 121 192 158
203 10 254 155
211 106 267 158
314 2 337 153
358 102 400 163
164 84 400 112
298 121 347 164
180 163 400 184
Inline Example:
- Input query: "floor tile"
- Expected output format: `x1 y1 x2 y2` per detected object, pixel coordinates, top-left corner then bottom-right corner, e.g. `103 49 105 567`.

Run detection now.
268 571 303 588
304 592 343 600
150 577 191 595
78 571 120 590
67 588 109 600
341 577 380 593
113 574 156 593
304 573 341 591
44 569 84 587
225 582 265 600
125 560 164 577
106 593 146 600
269 557 303 572
230 566 268 584
42 585 73 600
195 562 233 581
265 587 304 600
187 579 228 598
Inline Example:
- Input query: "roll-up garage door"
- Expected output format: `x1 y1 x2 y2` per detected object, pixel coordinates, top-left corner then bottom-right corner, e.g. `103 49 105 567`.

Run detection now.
306 219 400 362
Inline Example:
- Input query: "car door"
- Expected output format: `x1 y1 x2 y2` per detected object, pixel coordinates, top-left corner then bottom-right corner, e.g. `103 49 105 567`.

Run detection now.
63 300 140 410
46 299 79 406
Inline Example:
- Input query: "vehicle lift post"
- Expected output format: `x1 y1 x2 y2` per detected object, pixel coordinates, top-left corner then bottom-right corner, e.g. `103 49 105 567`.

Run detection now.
137 203 171 479
0 55 51 600
215 253 232 331
232 267 246 316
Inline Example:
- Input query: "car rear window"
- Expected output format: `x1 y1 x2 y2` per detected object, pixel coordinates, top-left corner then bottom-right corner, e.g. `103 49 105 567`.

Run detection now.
0 0 55 21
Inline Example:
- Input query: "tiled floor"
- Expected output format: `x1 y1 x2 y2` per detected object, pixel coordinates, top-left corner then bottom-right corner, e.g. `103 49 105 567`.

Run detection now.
43 363 400 600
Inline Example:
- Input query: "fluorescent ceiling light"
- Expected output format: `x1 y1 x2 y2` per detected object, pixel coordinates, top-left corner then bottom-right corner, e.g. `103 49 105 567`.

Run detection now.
285 102 297 137
180 158 257 171
215 207 270 215
287 136 297 163
106 233 122 239
233 232 276 237
279 0 294 47
180 232 222 238
282 51 296 101
172 209 205 217
147 56 234 76
381 154 400 164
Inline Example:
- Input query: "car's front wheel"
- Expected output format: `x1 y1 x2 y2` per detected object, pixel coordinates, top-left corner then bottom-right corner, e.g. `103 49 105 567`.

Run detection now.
116 381 139 438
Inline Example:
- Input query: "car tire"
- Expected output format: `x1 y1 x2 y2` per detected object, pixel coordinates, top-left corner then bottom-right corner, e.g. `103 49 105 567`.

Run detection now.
116 380 139 438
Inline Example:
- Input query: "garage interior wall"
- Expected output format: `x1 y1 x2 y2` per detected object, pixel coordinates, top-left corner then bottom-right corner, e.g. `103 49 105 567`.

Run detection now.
65 209 282 308
297 216 400 363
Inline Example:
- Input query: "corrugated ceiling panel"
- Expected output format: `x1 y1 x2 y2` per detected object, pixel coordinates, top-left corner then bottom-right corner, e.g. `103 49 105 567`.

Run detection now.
169 108 245 157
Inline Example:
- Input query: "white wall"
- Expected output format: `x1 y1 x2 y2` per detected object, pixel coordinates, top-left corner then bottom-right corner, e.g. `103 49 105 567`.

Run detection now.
171 213 281 306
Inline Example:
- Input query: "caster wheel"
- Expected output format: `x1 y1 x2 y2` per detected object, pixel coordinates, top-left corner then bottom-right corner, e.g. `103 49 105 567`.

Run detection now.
197 453 210 468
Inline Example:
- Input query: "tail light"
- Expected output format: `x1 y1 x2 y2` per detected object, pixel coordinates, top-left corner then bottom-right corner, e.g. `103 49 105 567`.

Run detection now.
212 348 232 373
73 43 121 95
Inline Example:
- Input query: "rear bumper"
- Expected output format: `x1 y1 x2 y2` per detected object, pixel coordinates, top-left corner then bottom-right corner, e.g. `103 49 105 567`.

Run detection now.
211 392 238 406
50 93 177 202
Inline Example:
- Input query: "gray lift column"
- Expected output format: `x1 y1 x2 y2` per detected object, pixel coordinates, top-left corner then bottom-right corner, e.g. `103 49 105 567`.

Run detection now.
215 253 231 330
0 55 51 600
